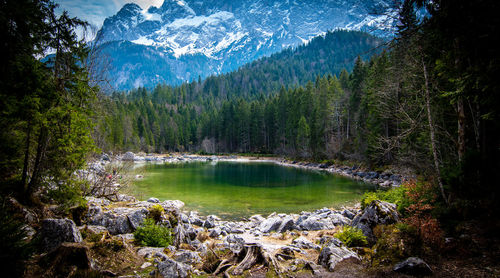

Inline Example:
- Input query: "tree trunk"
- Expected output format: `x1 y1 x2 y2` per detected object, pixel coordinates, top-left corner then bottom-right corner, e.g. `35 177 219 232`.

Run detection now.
26 127 48 199
22 119 32 192
422 59 448 205
457 97 466 162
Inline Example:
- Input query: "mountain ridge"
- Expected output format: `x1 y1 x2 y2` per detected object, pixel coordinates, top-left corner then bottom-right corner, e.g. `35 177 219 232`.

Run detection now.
97 0 398 90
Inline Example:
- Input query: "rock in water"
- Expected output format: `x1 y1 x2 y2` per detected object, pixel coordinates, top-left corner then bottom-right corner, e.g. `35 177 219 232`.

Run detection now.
393 257 433 276
351 200 400 244
39 218 82 252
122 151 135 161
156 257 191 278
318 242 360 272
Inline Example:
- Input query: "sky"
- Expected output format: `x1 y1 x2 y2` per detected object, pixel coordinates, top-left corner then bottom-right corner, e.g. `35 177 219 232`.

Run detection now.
54 0 164 28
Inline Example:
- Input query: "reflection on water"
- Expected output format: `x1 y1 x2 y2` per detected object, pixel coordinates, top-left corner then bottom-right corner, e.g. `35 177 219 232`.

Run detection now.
132 161 374 219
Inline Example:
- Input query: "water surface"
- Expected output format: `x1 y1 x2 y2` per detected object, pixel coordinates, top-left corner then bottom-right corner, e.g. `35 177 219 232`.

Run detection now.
132 161 373 219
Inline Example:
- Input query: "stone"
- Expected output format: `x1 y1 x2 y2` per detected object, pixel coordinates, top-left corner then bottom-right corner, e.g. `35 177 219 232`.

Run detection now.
341 209 356 220
291 236 320 250
127 208 148 230
122 151 135 161
101 153 110 161
249 214 265 224
259 217 282 233
208 228 221 238
39 218 83 252
351 200 400 244
85 225 108 235
203 215 216 229
157 257 191 278
393 257 433 276
297 215 335 231
188 212 204 226
277 216 295 233
141 262 152 269
318 243 360 272
117 233 135 240
137 247 167 260
161 200 185 210
173 250 202 265
147 197 160 203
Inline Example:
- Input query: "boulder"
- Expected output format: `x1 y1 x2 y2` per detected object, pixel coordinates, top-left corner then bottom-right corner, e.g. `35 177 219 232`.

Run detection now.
39 219 82 252
291 236 320 250
277 216 295 233
259 217 282 233
127 208 148 230
208 228 221 238
351 200 400 244
297 215 335 231
318 243 360 272
122 151 135 161
147 197 160 203
188 212 204 226
173 250 202 265
156 257 191 278
161 200 184 212
249 214 265 224
203 215 216 229
393 257 433 276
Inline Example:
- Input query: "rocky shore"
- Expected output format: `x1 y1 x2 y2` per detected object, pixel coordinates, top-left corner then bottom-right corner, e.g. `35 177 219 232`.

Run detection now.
34 193 408 277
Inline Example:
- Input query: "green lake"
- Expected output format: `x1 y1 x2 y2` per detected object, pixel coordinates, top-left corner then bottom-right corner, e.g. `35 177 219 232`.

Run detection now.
131 161 374 219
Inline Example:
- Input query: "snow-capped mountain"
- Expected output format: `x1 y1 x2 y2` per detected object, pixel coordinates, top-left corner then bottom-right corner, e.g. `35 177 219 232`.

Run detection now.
97 0 399 90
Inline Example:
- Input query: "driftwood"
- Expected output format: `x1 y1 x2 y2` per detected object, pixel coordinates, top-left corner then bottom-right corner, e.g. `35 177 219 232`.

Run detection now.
232 243 265 275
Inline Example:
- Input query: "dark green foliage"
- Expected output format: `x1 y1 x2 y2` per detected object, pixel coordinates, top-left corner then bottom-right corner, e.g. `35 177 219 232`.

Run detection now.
0 201 34 278
0 0 97 204
133 218 172 247
334 226 368 247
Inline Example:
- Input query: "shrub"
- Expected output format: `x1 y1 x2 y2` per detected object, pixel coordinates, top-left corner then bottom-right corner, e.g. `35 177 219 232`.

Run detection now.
0 206 34 278
148 204 164 223
134 218 172 247
334 226 368 247
360 184 410 214
361 192 379 210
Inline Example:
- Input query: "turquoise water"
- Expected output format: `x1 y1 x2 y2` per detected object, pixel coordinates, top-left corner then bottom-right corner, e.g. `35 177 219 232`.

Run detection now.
132 161 373 219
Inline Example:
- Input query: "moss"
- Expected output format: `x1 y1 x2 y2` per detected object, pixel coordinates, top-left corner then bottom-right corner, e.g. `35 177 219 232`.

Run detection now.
370 224 419 266
148 204 164 223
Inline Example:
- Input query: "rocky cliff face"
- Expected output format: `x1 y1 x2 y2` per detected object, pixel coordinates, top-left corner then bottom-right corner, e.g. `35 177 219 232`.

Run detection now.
96 0 399 90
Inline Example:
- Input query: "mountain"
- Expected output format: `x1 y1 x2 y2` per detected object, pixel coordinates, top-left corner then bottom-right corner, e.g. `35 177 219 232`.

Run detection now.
97 0 399 90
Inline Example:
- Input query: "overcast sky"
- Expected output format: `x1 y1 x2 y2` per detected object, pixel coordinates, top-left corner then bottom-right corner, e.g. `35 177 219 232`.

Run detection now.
54 0 164 28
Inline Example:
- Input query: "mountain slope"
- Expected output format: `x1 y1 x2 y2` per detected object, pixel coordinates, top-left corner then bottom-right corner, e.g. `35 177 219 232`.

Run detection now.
138 30 384 104
98 0 398 90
